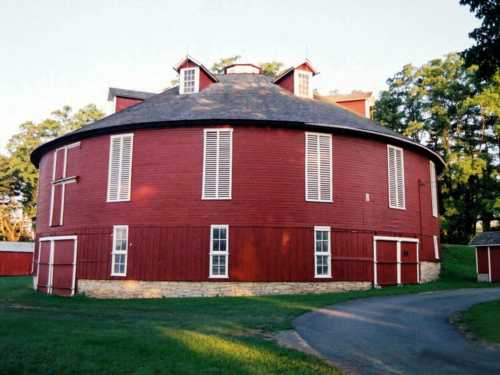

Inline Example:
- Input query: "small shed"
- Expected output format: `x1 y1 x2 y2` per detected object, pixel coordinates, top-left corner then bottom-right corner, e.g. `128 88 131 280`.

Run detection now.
470 232 500 282
0 241 34 276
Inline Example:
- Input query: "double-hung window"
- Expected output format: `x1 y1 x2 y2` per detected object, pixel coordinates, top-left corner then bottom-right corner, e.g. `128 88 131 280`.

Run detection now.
305 132 332 202
314 226 331 278
203 129 233 199
209 225 229 278
387 145 405 209
294 70 313 98
111 225 128 276
107 134 133 202
180 67 199 94
430 161 438 217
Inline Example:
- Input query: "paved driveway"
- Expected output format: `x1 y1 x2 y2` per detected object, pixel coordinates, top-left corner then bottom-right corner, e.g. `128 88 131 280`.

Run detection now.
294 288 500 375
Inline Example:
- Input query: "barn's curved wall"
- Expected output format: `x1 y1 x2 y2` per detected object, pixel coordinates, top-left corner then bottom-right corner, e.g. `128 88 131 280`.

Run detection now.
34 124 440 290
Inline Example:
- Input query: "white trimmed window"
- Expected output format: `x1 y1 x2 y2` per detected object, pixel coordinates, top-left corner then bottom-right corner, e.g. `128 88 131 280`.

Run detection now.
111 225 128 276
387 145 405 209
305 132 332 202
430 161 438 217
107 134 133 202
433 235 440 260
209 225 229 278
314 226 331 278
294 70 313 98
203 129 233 200
180 67 199 94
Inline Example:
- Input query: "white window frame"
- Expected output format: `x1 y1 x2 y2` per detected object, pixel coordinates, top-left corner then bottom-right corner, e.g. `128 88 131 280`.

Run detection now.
202 128 233 200
387 145 406 210
314 226 332 278
430 160 438 217
294 70 313 98
305 132 333 203
107 133 134 203
179 67 200 94
433 235 440 260
111 225 129 277
209 224 229 279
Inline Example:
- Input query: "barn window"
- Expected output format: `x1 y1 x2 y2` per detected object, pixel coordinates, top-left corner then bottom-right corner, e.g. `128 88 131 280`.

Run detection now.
387 145 405 209
430 161 438 217
180 67 199 94
107 134 133 202
203 129 233 200
209 225 229 278
305 132 332 202
294 70 313 98
111 225 128 276
314 226 331 278
433 235 439 260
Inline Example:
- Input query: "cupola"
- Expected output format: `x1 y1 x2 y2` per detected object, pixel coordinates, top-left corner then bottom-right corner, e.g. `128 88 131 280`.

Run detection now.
224 63 262 74
273 60 318 99
174 55 218 95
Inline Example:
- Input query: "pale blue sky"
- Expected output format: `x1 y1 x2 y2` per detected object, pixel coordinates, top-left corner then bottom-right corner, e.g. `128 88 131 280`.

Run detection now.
0 0 478 149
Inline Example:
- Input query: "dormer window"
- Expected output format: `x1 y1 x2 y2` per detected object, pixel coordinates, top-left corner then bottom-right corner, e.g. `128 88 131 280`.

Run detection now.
180 67 199 94
295 71 312 98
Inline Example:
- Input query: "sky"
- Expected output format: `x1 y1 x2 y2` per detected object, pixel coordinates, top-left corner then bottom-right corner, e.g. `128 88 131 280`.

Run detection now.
0 0 479 151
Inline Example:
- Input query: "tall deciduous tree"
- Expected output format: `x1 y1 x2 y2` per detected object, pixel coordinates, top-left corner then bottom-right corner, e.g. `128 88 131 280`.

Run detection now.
460 0 500 80
260 61 284 77
374 53 499 243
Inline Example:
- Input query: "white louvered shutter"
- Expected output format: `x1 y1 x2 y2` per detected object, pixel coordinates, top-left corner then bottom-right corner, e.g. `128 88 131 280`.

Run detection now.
107 134 133 202
203 129 232 199
430 161 438 217
306 133 332 202
387 145 405 209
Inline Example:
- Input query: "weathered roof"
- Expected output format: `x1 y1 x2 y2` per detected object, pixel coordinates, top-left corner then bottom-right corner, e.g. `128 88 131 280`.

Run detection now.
470 231 500 246
0 241 34 253
317 92 373 102
31 74 445 170
108 87 156 101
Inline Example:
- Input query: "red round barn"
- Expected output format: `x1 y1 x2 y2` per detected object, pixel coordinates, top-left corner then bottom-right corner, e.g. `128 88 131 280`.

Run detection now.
30 57 444 297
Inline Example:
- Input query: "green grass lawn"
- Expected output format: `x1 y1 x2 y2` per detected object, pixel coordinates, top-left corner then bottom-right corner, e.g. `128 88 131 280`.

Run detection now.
462 300 500 344
0 244 496 375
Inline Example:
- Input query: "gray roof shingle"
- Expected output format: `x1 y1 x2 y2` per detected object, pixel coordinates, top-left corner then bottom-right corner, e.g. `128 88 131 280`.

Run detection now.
108 87 156 101
31 74 445 168
0 241 34 253
470 231 500 246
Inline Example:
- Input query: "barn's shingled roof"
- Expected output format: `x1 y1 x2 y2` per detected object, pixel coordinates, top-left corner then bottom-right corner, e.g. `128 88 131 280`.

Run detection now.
108 87 156 101
470 231 500 246
31 74 445 169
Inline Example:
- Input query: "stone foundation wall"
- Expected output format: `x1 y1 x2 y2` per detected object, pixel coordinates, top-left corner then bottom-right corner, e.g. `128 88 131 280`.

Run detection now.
78 280 372 299
420 261 441 283
477 273 490 282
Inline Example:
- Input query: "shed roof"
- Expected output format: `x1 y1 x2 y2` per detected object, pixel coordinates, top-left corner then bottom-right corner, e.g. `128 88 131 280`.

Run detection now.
0 241 34 253
108 87 156 101
31 74 445 170
469 231 500 246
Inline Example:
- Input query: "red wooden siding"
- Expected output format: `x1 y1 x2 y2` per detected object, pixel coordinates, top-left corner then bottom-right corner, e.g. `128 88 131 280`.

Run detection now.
275 72 294 94
477 248 489 274
0 252 32 276
335 100 367 118
491 247 500 281
51 240 76 296
401 242 418 284
115 97 143 112
35 125 440 283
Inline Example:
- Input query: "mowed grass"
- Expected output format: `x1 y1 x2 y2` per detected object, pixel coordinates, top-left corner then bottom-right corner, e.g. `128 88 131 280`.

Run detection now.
0 244 496 375
462 300 500 344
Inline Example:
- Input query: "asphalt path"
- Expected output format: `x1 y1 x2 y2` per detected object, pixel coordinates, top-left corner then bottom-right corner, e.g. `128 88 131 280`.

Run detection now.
294 288 500 375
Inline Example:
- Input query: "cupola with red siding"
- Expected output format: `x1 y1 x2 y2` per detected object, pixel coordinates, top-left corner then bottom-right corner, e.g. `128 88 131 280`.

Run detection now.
174 55 218 94
108 88 156 113
273 59 319 98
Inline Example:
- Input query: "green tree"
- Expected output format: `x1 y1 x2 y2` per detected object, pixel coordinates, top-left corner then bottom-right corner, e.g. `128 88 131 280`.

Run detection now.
460 0 500 80
211 55 241 74
374 53 499 243
260 61 284 77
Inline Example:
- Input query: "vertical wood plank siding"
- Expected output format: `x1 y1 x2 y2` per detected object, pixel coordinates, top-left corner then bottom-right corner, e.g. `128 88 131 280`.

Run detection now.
34 125 441 282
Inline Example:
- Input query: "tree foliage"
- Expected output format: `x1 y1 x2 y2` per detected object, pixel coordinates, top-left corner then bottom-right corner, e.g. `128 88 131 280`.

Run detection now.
259 61 284 77
0 104 104 238
211 55 241 74
460 0 500 80
374 54 499 243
